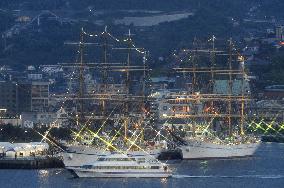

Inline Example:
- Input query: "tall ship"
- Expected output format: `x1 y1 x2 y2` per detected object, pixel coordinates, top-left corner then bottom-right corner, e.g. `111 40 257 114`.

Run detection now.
67 153 171 178
57 27 167 168
155 37 261 159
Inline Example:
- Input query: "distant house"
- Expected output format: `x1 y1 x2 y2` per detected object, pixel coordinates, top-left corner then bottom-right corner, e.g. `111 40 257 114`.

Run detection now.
55 107 69 128
15 16 31 23
242 46 259 56
21 111 56 128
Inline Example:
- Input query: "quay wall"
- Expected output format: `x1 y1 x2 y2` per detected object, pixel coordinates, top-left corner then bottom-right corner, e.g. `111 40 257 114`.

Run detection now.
0 157 64 169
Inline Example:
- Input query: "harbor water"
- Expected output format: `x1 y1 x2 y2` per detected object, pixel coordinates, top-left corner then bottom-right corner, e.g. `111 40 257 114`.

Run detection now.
0 143 284 188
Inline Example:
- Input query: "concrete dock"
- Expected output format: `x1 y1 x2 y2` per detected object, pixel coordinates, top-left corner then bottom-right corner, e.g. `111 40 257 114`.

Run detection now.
0 157 64 169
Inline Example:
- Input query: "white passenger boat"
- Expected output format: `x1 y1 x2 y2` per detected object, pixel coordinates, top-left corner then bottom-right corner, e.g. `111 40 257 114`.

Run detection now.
67 153 171 178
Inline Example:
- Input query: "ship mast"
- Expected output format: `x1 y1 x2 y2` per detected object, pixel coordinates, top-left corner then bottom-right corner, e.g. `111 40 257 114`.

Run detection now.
124 29 132 140
101 26 109 116
61 27 100 129
191 38 199 137
142 51 148 107
209 35 216 108
172 37 251 139
240 55 245 135
78 28 86 123
192 38 198 94
113 29 145 140
59 28 150 147
126 29 132 94
227 39 233 137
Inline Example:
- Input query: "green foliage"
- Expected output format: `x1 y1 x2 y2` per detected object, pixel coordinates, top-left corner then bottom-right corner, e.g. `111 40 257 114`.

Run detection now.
262 55 284 84
0 0 283 69
49 127 72 140
0 0 66 10
252 48 284 86
0 124 41 142
259 0 284 17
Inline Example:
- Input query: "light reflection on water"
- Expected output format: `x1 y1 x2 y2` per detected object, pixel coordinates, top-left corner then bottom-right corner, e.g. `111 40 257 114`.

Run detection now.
199 160 209 174
38 169 50 186
39 170 49 178
161 177 168 184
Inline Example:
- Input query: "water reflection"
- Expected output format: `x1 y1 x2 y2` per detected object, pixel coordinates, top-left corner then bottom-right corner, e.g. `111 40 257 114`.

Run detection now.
200 161 209 174
38 169 50 187
39 169 49 178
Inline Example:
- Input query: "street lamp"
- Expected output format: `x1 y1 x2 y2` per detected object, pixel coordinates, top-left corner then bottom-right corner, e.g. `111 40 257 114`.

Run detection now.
24 130 28 142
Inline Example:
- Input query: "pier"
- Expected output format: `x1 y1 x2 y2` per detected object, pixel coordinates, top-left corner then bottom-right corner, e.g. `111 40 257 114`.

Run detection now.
0 156 64 169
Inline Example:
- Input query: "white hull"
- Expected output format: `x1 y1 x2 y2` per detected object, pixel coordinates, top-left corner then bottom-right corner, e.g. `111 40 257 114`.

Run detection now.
179 140 261 159
67 153 171 178
72 169 171 178
62 146 163 168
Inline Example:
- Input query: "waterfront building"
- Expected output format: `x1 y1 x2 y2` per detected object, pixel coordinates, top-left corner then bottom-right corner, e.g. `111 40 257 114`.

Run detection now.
21 111 56 128
30 81 49 112
275 25 284 41
17 82 32 113
0 118 22 126
0 80 50 116
0 142 49 158
0 80 18 116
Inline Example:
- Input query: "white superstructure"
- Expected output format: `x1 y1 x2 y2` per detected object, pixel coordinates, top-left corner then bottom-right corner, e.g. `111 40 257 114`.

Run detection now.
67 153 171 178
62 144 164 168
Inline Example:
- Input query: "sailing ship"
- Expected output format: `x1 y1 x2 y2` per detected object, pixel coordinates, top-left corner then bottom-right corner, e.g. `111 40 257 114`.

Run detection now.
179 137 259 159
59 27 167 168
161 37 261 159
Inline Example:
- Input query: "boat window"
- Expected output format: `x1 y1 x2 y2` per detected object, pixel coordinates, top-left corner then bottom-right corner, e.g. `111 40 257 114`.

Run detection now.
137 159 146 163
93 166 152 170
82 165 92 169
101 158 135 161
137 158 146 161
151 166 160 169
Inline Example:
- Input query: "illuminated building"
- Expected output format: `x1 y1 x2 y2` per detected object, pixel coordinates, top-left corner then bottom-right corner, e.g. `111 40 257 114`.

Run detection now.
275 25 284 41
0 80 18 116
0 80 50 116
30 81 49 112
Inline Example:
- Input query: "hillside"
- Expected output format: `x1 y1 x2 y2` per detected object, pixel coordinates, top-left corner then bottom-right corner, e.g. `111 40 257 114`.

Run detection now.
0 0 283 68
